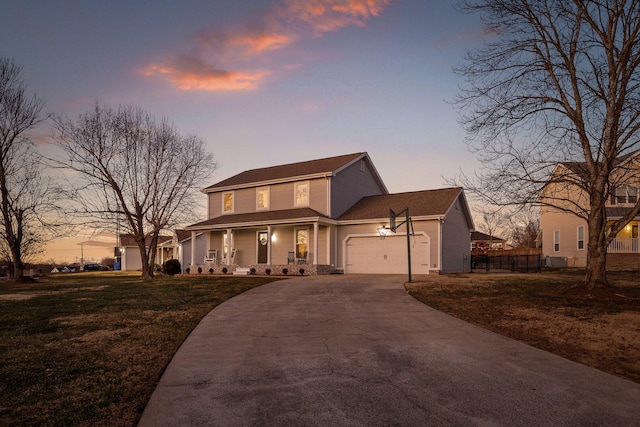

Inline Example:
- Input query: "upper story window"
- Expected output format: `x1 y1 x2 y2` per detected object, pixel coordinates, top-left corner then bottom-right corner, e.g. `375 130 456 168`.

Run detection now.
611 186 638 205
257 187 269 210
577 226 585 250
222 191 234 213
295 182 309 206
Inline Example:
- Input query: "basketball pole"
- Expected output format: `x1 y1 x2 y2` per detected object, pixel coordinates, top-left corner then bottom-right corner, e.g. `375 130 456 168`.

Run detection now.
389 208 412 283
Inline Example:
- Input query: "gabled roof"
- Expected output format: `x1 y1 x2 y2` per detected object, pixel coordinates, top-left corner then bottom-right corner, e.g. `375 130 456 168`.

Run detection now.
187 208 331 230
338 187 469 221
203 152 375 192
558 149 640 178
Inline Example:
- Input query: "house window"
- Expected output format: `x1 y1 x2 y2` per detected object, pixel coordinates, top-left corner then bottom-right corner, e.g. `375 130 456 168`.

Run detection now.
554 230 560 252
257 187 269 210
296 228 308 260
295 182 309 206
222 191 234 213
577 226 584 250
360 159 365 172
613 186 638 204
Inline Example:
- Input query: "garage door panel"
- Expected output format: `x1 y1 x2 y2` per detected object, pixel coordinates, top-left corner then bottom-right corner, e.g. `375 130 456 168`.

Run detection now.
346 235 430 274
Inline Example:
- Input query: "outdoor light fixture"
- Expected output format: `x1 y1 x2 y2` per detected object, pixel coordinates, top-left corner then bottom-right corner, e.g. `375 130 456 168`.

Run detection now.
377 226 390 236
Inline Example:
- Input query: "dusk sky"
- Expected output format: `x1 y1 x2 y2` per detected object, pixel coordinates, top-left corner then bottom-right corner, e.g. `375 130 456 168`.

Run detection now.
2 1 487 262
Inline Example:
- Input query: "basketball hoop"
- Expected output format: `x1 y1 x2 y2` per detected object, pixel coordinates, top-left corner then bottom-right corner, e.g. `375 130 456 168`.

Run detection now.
377 226 390 240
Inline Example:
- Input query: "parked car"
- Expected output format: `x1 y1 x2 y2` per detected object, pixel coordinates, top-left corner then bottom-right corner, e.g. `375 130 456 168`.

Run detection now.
81 263 102 271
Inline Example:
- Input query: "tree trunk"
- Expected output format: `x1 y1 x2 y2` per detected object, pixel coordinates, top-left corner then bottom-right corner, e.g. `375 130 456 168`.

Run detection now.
584 199 610 289
137 240 153 280
11 246 24 281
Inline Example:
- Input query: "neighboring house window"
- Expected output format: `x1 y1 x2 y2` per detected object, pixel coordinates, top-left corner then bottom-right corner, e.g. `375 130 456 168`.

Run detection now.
257 187 269 210
222 191 234 213
613 186 638 204
296 228 308 260
295 182 309 206
360 159 365 172
577 226 585 250
554 230 560 252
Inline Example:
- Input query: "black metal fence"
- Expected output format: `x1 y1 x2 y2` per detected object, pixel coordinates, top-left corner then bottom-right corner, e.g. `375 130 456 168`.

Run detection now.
471 254 541 273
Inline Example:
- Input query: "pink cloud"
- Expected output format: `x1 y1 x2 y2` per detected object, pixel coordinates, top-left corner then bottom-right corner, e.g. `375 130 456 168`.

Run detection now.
143 0 394 92
281 0 392 33
143 56 268 91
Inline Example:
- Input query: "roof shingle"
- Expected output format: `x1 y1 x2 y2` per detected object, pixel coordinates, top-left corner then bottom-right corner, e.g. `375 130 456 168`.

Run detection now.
204 152 366 190
338 188 464 220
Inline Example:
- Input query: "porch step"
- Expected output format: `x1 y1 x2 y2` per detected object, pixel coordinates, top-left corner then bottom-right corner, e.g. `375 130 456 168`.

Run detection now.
233 267 251 276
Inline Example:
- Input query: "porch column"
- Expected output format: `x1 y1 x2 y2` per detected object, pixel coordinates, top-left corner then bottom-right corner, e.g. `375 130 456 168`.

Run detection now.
267 225 272 265
326 224 331 267
314 222 319 265
226 228 233 264
190 231 196 268
206 231 211 260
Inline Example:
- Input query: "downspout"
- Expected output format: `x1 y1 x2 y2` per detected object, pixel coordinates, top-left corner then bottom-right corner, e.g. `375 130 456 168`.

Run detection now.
438 216 444 273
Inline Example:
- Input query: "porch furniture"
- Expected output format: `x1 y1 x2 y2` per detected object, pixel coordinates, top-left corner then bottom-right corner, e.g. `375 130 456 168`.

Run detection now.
296 252 308 264
222 248 236 264
287 252 295 264
204 249 217 264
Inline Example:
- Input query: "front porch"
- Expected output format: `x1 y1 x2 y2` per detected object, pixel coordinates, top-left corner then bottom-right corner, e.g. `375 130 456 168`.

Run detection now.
185 217 337 275
608 238 639 253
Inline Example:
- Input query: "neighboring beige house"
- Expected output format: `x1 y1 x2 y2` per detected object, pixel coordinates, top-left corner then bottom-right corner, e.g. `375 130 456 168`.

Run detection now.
182 152 474 275
540 150 640 267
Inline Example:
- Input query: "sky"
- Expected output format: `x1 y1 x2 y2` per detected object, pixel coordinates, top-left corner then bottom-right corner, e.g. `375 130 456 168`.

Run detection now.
1 0 487 263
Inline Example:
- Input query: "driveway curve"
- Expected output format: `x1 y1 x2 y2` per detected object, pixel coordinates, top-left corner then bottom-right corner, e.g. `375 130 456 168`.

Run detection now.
139 275 639 426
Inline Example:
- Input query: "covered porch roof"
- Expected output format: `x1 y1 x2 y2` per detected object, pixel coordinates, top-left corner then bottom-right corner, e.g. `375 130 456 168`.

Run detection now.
185 208 334 231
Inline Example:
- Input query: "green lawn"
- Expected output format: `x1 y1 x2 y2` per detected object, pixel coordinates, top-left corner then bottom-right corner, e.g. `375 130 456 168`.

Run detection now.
0 272 280 426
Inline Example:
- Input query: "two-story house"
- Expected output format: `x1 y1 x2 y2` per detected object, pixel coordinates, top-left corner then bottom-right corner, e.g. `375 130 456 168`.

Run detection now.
182 152 474 275
540 150 640 267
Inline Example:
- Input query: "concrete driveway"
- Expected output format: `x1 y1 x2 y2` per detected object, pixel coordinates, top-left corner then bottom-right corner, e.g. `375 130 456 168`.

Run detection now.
139 275 639 426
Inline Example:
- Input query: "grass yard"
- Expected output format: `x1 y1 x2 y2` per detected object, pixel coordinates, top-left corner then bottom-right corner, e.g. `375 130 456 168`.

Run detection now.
0 272 280 426
406 270 640 384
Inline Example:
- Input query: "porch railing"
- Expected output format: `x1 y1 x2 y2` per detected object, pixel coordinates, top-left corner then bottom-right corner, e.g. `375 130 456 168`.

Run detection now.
607 238 639 253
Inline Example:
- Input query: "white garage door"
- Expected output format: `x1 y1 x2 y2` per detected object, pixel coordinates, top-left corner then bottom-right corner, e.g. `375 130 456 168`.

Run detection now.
345 234 430 274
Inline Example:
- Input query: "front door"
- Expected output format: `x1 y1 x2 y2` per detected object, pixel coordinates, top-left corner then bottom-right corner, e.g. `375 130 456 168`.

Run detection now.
257 231 268 264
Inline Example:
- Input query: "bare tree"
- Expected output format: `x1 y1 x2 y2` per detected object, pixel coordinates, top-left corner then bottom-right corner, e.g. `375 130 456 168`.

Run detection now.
455 0 640 289
0 58 60 280
53 103 216 279
477 208 507 242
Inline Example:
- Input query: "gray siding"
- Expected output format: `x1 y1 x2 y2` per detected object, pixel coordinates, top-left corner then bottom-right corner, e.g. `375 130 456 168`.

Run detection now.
331 159 386 218
441 197 472 273
182 233 206 268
